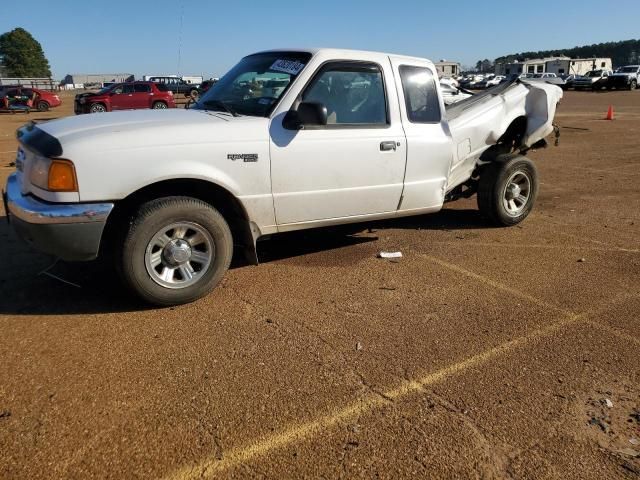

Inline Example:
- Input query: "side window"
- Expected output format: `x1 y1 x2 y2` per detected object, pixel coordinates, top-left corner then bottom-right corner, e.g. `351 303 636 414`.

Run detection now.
112 85 124 94
134 83 151 93
398 65 441 124
122 84 135 94
302 62 387 125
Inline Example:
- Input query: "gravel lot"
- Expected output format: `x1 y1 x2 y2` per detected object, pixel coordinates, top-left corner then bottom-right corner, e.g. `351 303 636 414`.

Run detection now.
0 90 639 479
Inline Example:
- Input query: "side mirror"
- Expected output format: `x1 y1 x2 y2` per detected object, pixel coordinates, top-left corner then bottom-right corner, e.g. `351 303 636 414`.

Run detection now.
283 101 328 129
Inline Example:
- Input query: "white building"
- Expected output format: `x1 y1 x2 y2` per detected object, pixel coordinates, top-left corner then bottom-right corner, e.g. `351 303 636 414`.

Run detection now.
496 56 613 76
545 58 612 76
495 58 548 76
434 61 461 78
62 73 134 88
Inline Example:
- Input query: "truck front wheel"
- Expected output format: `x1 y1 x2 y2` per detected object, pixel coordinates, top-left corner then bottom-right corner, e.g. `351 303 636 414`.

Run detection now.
477 155 538 226
119 196 233 306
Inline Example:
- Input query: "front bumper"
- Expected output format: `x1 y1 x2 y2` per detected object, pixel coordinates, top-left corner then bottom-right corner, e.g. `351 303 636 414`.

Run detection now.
3 173 114 261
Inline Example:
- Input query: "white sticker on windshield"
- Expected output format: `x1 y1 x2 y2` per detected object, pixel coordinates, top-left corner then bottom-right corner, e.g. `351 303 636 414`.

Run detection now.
270 59 305 75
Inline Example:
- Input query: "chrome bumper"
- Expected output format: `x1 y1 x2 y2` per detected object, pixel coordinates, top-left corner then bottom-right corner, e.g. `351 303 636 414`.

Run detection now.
3 173 115 261
4 173 113 224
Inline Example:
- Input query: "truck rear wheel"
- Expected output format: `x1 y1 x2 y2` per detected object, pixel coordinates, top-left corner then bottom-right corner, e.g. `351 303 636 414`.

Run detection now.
119 196 233 306
477 154 538 226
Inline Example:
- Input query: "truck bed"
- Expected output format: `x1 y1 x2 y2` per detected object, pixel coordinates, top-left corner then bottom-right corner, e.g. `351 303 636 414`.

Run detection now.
444 79 562 192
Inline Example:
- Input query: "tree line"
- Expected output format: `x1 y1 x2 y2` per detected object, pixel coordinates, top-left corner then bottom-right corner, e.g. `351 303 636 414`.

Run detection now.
492 39 640 68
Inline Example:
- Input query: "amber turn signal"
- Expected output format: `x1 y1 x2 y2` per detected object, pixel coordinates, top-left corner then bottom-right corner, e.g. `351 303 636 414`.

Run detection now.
48 159 78 192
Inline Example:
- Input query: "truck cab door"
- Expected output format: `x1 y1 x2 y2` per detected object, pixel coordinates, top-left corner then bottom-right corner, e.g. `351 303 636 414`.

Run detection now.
269 60 407 227
388 58 453 211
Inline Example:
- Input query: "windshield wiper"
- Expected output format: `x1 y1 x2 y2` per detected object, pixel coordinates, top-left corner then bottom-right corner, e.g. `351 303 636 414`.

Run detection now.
200 99 239 117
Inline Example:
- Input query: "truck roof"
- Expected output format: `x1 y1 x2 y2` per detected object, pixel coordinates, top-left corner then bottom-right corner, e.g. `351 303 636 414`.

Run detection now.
253 48 435 66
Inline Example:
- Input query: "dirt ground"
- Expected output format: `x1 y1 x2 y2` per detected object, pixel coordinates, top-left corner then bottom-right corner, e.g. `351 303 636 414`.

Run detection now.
0 89 639 479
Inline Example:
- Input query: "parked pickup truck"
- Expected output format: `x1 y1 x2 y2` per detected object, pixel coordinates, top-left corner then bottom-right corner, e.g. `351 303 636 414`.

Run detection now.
607 65 639 90
3 48 562 306
573 69 613 90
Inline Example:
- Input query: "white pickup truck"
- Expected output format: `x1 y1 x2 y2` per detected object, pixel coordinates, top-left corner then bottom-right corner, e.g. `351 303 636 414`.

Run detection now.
4 48 562 305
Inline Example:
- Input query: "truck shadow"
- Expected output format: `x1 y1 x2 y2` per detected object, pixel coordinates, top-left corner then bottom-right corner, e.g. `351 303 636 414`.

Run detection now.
0 208 492 315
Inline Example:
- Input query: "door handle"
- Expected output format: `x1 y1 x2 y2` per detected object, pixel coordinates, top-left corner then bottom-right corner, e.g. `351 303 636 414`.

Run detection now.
380 141 397 152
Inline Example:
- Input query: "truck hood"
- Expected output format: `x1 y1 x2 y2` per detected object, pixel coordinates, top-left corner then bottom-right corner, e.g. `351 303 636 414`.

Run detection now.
36 109 269 156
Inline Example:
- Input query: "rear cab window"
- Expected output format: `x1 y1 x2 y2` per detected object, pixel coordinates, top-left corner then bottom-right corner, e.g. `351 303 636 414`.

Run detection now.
398 65 441 123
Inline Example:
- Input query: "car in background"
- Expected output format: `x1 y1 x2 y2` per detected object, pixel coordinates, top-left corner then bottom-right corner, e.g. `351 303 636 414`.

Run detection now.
473 75 493 89
527 73 566 87
439 77 459 89
148 76 200 97
197 78 219 96
74 81 176 114
460 74 485 89
573 69 612 91
0 85 62 111
484 75 506 87
439 81 472 105
559 74 575 90
607 65 639 90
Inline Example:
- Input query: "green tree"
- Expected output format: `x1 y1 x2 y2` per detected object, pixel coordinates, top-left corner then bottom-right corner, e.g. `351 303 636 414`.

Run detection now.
0 27 51 78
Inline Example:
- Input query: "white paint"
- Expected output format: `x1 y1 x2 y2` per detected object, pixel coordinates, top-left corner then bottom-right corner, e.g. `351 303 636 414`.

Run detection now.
23 48 562 240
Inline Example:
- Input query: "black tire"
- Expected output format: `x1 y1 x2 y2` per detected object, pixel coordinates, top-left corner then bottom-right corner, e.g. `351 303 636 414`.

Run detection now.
118 196 233 306
630 80 637 91
89 103 106 113
477 154 538 226
152 101 168 109
189 89 199 98
36 100 49 112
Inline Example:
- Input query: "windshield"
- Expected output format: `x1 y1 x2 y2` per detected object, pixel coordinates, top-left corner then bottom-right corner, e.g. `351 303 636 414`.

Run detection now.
617 66 638 73
194 51 312 117
586 70 603 77
96 84 117 94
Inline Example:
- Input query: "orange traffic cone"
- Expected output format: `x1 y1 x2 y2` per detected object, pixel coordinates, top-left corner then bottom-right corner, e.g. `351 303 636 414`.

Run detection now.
605 105 614 120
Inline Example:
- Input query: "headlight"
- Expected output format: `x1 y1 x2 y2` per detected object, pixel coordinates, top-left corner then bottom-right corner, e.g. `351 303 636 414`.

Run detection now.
30 157 78 192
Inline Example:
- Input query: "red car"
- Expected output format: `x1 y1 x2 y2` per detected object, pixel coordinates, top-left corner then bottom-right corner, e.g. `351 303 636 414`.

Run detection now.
0 85 62 112
74 81 176 114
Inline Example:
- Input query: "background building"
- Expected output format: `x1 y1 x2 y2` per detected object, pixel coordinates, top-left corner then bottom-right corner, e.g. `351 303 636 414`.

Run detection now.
61 73 134 89
434 61 461 78
496 56 613 76
545 58 612 75
495 58 547 76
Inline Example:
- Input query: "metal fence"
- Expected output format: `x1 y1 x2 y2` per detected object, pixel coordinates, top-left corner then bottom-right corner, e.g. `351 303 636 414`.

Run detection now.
0 78 59 90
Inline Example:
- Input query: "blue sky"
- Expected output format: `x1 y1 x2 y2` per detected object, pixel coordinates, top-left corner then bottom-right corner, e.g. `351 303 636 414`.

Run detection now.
2 0 639 79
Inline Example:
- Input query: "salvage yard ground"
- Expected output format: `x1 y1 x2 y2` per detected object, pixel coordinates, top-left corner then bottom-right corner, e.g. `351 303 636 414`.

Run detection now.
0 90 639 479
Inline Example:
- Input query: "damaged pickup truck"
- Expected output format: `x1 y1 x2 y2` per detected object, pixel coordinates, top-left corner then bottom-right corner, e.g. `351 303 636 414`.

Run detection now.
3 49 562 305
